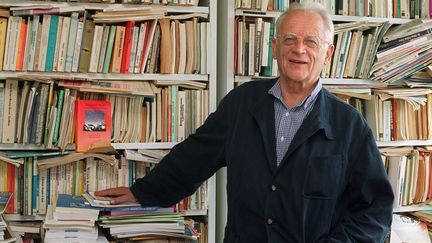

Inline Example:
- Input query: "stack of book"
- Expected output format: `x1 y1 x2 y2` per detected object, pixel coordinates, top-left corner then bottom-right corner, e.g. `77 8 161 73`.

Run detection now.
404 65 432 88
370 19 432 84
83 192 199 242
0 192 16 243
43 194 105 243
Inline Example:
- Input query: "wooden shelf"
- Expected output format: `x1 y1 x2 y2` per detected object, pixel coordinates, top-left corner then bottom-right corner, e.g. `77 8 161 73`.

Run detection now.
235 76 386 87
111 142 177 150
377 140 432 147
330 14 411 24
0 0 209 14
393 205 432 213
181 209 208 217
235 9 281 18
0 142 178 150
0 143 75 150
0 71 209 81
234 10 411 25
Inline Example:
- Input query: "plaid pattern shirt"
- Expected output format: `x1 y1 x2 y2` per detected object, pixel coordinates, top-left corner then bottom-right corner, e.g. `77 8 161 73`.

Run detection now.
268 79 322 166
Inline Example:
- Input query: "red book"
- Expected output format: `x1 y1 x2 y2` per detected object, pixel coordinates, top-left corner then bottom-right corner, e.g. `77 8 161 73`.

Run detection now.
392 99 397 141
75 100 112 153
120 21 135 73
16 18 27 71
6 163 15 213
234 17 239 75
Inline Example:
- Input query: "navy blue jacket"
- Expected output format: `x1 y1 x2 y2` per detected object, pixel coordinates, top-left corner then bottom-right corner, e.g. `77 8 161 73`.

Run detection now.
130 79 394 243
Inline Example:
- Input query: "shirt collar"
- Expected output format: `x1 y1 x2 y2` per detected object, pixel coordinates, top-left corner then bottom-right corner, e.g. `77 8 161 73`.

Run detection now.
268 78 322 110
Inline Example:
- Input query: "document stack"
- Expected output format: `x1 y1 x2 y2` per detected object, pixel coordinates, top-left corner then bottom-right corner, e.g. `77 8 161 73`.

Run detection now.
84 192 199 242
43 194 106 243
0 192 16 243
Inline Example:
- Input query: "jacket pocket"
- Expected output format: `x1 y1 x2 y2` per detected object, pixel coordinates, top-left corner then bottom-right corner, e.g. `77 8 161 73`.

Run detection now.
223 226 239 243
303 155 343 199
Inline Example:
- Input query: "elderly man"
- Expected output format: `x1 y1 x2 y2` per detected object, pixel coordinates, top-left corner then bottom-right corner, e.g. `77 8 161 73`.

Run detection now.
97 3 394 242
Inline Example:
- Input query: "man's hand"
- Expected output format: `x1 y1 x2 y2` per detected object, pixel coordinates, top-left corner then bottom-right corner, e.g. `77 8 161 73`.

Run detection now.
94 187 139 205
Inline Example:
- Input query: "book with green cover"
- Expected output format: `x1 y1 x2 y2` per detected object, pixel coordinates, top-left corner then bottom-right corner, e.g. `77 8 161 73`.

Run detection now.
6 150 71 159
52 89 64 144
103 25 116 73
45 15 59 72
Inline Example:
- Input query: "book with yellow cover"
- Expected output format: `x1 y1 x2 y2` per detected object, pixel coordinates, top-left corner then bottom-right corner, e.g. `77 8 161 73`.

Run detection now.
0 18 7 70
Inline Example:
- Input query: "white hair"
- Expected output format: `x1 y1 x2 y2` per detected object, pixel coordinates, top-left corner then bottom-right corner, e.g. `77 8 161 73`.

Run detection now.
275 2 334 43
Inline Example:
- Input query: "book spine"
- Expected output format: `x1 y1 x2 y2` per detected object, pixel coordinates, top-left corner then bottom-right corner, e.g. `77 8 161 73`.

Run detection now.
71 21 84 73
65 12 79 72
78 16 95 73
57 17 71 72
120 21 135 73
133 22 146 73
128 26 139 73
2 16 12 71
16 19 27 71
52 89 65 144
38 168 47 214
110 25 125 73
6 163 15 213
0 18 8 71
97 25 110 73
35 84 49 145
52 16 63 72
0 84 4 142
27 16 39 72
103 25 116 73
88 25 103 73
10 17 22 72
2 79 18 143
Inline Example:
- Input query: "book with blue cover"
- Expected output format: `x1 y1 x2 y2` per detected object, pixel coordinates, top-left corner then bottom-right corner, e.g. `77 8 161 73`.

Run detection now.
55 194 99 215
0 192 12 214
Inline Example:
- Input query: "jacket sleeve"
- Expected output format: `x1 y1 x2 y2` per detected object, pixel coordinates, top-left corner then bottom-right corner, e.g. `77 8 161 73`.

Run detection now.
325 126 394 243
129 91 233 207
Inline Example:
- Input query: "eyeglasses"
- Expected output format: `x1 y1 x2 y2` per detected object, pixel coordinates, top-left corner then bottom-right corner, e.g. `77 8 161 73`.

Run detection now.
276 33 329 50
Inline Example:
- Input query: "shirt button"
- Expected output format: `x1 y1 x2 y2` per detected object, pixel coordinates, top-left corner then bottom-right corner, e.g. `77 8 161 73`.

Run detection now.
267 218 273 225
271 185 277 191
285 112 289 117
280 136 284 141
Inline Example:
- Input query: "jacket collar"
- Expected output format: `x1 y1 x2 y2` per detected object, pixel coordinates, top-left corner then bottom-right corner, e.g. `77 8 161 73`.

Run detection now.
249 79 335 172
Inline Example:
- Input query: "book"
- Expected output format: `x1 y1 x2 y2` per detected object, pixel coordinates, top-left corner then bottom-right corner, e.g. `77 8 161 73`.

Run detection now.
37 151 116 170
88 25 104 73
55 194 99 216
83 191 140 208
65 12 79 72
0 192 12 214
37 15 50 72
110 25 125 73
74 100 112 153
0 18 7 70
78 18 95 73
102 25 116 73
2 79 18 144
59 80 154 98
120 21 135 73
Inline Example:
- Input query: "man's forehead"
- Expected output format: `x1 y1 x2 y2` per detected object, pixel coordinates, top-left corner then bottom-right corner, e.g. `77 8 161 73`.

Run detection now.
278 11 326 33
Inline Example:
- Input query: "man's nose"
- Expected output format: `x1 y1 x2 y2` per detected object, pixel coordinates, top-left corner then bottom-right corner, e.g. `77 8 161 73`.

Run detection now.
292 39 306 53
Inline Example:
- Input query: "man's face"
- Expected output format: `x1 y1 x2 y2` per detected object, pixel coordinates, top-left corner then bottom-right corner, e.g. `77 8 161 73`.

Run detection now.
272 10 334 85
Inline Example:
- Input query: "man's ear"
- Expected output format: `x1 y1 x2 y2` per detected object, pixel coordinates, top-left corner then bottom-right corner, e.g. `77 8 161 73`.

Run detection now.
325 44 335 63
272 38 278 59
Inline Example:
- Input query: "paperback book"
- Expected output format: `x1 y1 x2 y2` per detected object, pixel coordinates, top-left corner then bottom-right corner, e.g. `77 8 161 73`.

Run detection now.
75 100 112 152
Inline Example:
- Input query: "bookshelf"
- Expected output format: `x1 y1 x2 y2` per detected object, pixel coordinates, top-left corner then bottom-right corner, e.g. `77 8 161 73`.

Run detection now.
0 0 217 242
217 0 432 242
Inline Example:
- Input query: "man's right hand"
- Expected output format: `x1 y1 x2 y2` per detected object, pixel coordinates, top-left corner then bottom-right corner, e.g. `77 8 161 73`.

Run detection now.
94 187 139 205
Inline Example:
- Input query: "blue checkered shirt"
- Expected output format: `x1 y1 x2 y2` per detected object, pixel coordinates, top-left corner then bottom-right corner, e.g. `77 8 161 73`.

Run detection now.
268 80 322 166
